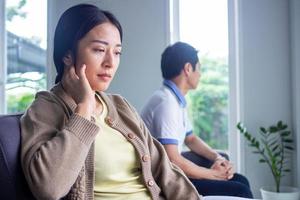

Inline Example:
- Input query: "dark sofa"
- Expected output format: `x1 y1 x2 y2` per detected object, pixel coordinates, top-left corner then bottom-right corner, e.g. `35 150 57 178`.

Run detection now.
0 114 35 200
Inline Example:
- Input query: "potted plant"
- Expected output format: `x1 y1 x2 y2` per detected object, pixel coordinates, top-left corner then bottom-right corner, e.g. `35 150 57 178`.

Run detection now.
237 121 300 200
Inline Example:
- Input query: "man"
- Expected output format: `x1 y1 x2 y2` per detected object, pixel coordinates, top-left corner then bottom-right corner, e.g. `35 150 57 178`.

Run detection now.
141 42 253 198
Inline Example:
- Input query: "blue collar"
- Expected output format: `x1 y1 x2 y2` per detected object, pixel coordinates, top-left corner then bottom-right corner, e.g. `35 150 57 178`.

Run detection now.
163 80 187 107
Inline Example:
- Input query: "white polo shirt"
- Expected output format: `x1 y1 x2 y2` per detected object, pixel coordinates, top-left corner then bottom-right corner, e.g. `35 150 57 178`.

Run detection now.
141 80 193 152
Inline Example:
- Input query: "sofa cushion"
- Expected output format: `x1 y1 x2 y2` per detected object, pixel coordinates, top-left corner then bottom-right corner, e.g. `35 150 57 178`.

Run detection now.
0 114 35 200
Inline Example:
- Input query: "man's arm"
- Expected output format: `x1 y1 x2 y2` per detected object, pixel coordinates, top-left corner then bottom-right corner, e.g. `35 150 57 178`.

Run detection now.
163 144 228 180
184 134 220 161
184 134 234 179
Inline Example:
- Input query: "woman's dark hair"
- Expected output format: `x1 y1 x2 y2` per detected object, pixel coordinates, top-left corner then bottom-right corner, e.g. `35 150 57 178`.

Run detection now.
53 4 123 83
161 42 198 80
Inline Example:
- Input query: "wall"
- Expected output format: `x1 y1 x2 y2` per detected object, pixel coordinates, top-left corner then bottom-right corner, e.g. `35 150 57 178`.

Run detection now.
231 0 294 197
290 0 300 187
48 0 168 111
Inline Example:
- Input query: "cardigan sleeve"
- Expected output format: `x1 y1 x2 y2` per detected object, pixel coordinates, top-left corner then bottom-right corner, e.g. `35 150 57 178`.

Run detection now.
142 120 202 200
20 91 99 200
122 97 202 200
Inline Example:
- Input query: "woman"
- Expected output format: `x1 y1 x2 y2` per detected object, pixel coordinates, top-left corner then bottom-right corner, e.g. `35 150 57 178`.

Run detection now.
20 4 201 200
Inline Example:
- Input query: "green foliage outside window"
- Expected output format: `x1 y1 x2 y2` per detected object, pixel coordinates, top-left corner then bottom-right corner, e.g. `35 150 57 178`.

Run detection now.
6 73 46 113
5 0 46 114
187 55 228 150
7 92 34 113
6 0 27 21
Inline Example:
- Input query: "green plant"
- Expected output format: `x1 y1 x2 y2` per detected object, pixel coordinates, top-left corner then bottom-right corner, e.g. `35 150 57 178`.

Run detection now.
237 121 293 193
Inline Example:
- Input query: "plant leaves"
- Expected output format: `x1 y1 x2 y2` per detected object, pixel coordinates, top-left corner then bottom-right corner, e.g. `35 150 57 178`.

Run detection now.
274 151 281 158
260 127 267 134
277 121 283 128
272 145 279 152
283 139 293 143
284 146 294 151
236 120 292 187
282 125 288 130
259 159 266 163
269 140 278 147
269 126 278 133
252 151 261 154
280 131 291 137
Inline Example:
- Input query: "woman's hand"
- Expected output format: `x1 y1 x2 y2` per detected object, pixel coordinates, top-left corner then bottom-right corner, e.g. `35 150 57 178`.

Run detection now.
61 64 95 120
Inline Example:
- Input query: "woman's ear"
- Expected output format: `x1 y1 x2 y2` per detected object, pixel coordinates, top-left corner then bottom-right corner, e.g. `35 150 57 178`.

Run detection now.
63 51 73 67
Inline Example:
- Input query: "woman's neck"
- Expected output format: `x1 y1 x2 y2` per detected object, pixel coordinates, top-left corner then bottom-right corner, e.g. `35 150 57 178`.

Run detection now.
94 95 103 117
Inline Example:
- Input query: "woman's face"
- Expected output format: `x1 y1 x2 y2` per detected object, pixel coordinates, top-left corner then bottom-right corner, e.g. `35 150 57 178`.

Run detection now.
75 22 122 91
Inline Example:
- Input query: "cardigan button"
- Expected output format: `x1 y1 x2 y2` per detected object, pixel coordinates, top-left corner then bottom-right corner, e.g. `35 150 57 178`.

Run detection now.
147 180 154 187
105 117 113 126
142 155 150 162
128 133 136 139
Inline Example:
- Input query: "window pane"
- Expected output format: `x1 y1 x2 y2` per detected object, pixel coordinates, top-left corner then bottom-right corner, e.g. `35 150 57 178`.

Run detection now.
179 0 229 150
5 0 47 113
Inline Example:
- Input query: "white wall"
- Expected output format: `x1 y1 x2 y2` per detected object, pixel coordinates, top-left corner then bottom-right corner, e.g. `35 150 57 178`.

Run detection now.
231 0 294 197
48 0 168 111
290 0 300 187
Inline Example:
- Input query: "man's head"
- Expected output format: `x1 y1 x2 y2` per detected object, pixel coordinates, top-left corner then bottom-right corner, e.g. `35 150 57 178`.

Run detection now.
161 42 200 89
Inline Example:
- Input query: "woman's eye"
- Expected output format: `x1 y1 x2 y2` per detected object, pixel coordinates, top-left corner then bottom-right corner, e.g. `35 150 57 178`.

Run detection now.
115 51 122 56
93 48 105 53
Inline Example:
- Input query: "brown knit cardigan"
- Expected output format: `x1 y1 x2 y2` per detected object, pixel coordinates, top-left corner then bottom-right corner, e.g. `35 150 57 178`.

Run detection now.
20 84 202 200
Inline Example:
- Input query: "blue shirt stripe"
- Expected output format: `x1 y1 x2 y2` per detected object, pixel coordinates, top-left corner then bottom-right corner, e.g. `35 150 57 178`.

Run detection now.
157 138 179 145
163 80 187 107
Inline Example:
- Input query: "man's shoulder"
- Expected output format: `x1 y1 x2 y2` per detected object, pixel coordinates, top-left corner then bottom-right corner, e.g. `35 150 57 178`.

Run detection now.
151 87 178 103
141 89 179 118
144 88 178 111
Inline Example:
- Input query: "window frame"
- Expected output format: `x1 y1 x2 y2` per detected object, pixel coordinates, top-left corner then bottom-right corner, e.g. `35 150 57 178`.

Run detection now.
227 0 245 173
46 0 55 89
170 0 245 173
0 0 6 114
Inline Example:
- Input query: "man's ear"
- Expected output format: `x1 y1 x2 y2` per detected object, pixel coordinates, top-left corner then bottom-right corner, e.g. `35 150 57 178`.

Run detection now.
183 62 192 76
62 51 73 67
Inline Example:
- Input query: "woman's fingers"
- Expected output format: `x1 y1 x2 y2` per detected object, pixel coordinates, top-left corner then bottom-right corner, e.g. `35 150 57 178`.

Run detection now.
77 64 93 92
69 65 79 80
77 64 86 79
63 64 78 81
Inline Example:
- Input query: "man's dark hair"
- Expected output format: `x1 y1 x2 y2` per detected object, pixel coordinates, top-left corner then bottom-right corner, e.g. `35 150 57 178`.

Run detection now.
53 4 123 83
161 42 198 80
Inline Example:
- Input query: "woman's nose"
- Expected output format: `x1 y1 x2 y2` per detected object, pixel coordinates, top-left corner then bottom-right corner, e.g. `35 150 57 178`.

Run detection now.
103 51 115 68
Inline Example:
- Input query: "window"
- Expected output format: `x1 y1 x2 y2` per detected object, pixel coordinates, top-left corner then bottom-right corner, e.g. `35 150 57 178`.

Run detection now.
179 0 229 150
0 0 47 114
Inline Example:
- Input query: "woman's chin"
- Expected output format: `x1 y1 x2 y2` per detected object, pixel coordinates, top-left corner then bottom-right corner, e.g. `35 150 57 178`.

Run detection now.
92 84 110 92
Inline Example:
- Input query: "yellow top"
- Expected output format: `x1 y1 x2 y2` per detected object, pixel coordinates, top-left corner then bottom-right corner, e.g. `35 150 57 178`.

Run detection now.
94 95 151 200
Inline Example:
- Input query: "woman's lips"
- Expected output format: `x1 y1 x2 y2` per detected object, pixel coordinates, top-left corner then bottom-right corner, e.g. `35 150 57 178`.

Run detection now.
97 74 111 82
